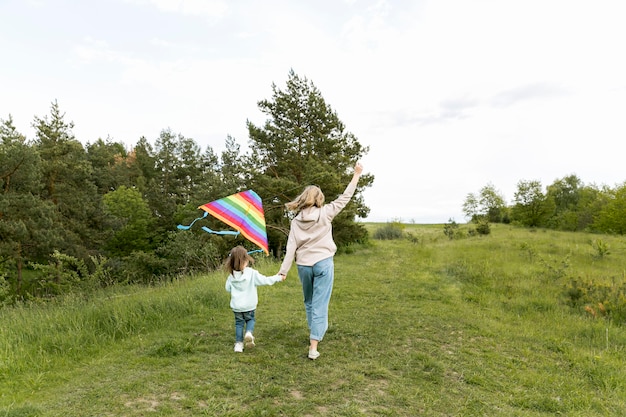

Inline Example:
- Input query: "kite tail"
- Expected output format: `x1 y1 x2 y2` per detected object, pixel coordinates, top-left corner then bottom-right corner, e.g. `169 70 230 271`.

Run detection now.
177 212 209 230
246 249 264 255
201 226 240 236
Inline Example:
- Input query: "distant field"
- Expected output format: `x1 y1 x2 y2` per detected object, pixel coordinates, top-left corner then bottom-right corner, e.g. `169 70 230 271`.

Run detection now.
2 223 625 416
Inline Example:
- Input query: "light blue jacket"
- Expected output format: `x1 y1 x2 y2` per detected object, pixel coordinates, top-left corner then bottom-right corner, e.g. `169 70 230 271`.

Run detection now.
225 267 282 312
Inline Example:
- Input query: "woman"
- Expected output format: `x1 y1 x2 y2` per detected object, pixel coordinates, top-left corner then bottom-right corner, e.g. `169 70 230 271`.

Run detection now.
279 162 363 359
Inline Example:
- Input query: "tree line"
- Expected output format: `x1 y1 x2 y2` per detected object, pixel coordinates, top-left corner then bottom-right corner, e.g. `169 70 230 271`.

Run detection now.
463 177 626 233
0 70 374 303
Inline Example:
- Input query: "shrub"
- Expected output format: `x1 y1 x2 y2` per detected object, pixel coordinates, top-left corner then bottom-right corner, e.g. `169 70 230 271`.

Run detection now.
0 274 9 306
443 218 465 240
565 276 626 325
475 219 491 235
405 232 419 244
591 238 610 259
117 251 169 285
373 222 404 240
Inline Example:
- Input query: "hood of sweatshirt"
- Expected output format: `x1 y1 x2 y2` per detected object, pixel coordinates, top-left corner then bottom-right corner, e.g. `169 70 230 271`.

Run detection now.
295 207 321 230
229 269 249 286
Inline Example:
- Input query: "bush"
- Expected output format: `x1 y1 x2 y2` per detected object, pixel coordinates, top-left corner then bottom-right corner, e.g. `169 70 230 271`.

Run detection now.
0 274 9 306
591 238 610 259
117 252 169 285
373 222 404 240
443 218 465 240
475 219 491 235
565 277 626 324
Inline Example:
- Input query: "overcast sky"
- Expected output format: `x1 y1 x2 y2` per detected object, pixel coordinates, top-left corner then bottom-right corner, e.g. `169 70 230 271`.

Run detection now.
2 0 625 223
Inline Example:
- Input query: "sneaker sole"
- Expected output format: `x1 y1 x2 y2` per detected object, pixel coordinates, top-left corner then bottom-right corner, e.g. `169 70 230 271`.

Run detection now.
244 335 255 348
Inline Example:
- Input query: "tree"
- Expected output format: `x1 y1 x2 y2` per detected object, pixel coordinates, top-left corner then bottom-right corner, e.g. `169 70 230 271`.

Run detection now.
593 182 626 234
511 180 551 227
32 101 101 258
218 135 246 195
577 184 606 231
245 70 373 254
102 186 153 256
462 192 479 221
462 183 506 223
545 174 583 231
0 116 62 294
86 138 137 194
0 116 40 194
143 129 215 236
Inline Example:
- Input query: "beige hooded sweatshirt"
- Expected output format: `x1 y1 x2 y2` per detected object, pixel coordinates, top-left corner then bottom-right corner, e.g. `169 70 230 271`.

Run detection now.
279 179 358 275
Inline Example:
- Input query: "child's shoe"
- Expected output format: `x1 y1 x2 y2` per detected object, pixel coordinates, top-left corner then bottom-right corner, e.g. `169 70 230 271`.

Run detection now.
234 342 244 353
308 349 320 360
244 331 255 348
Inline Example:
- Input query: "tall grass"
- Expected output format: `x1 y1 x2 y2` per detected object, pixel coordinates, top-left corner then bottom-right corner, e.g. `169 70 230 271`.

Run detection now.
2 224 626 416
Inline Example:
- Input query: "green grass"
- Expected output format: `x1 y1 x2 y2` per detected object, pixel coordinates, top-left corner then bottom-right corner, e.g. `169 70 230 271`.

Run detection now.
1 224 626 416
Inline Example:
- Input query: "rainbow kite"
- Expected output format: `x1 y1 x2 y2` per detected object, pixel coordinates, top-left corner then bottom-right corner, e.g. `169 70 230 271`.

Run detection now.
177 190 269 255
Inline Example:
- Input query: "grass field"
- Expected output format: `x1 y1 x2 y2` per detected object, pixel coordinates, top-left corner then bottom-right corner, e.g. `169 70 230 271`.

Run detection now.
1 223 625 416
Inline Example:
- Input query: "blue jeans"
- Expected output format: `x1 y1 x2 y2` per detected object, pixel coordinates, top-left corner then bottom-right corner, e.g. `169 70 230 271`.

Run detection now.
297 257 334 341
234 310 255 342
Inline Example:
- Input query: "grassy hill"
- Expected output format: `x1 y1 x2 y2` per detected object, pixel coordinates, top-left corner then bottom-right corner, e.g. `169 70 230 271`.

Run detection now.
2 224 625 416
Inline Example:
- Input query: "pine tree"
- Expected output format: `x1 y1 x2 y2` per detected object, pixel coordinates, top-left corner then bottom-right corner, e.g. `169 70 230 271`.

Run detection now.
0 116 62 294
244 70 373 254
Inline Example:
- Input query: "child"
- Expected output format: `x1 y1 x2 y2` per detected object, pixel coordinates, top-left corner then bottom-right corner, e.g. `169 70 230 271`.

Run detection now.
224 246 285 353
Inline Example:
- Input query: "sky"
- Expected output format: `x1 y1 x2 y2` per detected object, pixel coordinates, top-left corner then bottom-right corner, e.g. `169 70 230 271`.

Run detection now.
1 0 625 223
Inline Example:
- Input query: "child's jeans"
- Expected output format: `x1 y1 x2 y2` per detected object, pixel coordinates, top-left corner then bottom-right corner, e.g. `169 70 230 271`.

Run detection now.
234 310 256 342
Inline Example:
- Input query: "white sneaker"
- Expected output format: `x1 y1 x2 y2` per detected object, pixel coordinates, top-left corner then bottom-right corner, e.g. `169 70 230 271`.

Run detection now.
308 349 320 360
244 331 255 348
234 342 244 353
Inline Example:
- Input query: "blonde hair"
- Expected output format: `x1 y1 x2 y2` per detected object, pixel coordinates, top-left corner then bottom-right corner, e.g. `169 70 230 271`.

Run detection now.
224 246 254 275
285 185 325 213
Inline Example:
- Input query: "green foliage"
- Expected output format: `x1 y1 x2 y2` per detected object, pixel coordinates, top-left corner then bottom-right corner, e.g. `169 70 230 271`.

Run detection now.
88 255 114 288
156 231 224 275
545 174 584 231
0 269 9 307
1 75 376 302
519 242 538 262
511 179 552 227
116 251 169 285
443 218 465 239
0 116 41 193
468 176 615 234
594 182 626 234
102 186 153 256
28 251 98 297
566 276 626 324
245 70 373 253
539 252 571 280
372 221 404 240
33 101 101 256
463 183 506 223
591 238 610 259
86 138 136 194
474 218 491 235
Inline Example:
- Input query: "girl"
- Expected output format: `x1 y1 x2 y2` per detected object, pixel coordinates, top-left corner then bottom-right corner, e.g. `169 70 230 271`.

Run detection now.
224 246 284 352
